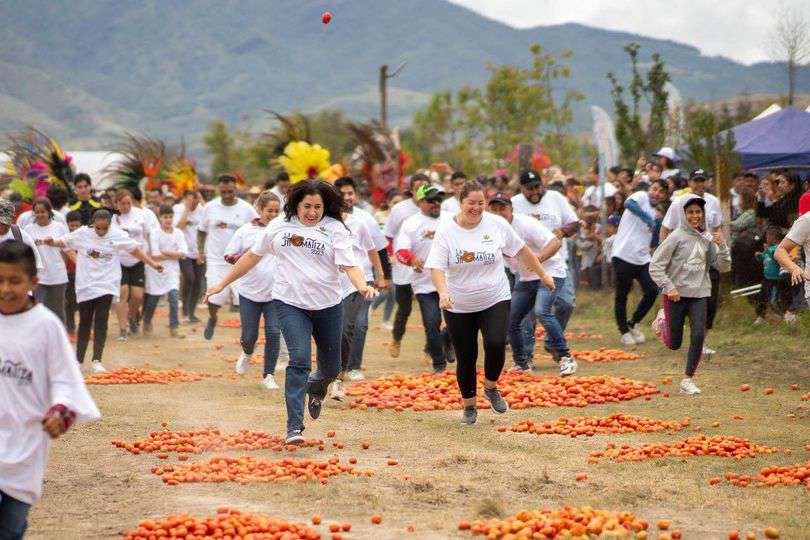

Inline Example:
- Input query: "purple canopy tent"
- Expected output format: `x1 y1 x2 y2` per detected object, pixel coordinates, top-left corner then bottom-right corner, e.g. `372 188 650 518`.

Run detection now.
723 106 810 171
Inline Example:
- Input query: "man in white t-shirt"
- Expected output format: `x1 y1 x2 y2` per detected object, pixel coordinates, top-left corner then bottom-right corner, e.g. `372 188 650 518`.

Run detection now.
197 175 258 340
611 179 668 347
173 190 206 323
581 166 618 209
510 170 579 358
383 173 430 357
266 171 290 208
775 210 810 307
439 171 467 217
660 169 723 353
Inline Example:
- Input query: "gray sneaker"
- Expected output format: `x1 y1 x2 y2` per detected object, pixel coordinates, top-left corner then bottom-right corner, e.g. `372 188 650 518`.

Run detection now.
285 430 304 445
461 406 478 425
484 387 509 414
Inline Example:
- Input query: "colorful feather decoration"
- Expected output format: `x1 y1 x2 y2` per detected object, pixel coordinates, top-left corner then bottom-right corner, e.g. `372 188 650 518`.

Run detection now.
277 141 331 184
1 126 76 200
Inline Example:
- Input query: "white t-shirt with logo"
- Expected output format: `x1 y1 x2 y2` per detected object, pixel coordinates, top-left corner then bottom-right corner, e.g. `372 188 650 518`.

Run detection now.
270 186 286 209
426 213 525 313
581 182 618 209
511 190 578 261
145 228 188 296
340 213 376 298
225 222 275 303
63 226 139 303
612 191 656 266
251 216 356 310
508 213 566 280
396 212 441 294
199 198 258 266
114 207 153 267
662 192 723 231
0 304 101 505
349 207 387 280
172 203 204 259
440 196 461 216
785 213 810 300
24 221 69 285
384 198 420 285
0 227 43 271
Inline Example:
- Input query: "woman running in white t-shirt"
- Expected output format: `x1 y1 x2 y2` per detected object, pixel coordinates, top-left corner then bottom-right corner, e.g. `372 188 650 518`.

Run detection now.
25 199 69 323
205 180 377 443
426 180 555 425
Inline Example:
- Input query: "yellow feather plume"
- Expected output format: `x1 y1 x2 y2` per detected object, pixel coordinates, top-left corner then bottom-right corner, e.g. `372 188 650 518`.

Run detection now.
277 141 331 184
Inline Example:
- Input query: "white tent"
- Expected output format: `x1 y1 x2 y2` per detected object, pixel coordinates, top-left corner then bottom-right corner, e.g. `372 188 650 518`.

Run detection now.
753 103 782 120
0 150 126 191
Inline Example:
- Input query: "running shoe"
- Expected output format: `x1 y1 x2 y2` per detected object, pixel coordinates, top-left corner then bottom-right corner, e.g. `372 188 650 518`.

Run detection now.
628 323 645 344
784 311 797 325
679 378 701 395
235 352 252 375
702 346 716 356
261 374 279 390
461 406 478 425
389 340 401 358
347 369 365 381
117 330 128 342
204 316 217 340
129 318 140 335
753 316 765 325
559 356 578 377
444 343 456 364
285 430 304 445
330 380 346 401
170 328 185 339
432 365 447 375
91 360 107 374
307 395 323 420
484 387 509 414
509 362 531 372
142 322 153 336
620 332 637 348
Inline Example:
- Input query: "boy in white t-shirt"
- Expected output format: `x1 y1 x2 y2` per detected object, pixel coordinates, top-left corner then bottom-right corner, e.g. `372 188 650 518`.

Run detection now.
143 205 188 338
0 240 100 538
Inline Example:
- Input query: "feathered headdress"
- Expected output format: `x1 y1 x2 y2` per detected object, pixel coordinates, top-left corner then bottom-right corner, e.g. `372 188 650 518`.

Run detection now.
277 141 331 184
104 133 198 197
1 126 76 201
263 110 312 158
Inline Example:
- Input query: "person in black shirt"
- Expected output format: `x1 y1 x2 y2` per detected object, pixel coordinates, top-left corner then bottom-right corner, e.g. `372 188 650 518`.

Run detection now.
67 174 101 225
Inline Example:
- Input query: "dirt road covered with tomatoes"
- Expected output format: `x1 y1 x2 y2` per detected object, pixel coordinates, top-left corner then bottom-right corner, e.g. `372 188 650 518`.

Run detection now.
28 291 809 539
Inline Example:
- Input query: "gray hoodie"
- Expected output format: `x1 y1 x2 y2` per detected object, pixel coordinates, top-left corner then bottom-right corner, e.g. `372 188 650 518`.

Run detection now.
649 195 731 298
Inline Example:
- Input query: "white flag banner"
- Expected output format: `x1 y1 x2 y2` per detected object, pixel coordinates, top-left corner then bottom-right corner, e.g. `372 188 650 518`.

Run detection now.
590 105 619 170
664 82 684 144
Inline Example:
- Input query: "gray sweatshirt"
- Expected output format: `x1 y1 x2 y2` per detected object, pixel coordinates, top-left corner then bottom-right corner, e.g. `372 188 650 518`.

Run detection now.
649 196 731 298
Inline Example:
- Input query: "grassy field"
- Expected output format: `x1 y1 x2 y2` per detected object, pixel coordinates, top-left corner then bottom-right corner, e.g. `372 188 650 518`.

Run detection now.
27 288 809 539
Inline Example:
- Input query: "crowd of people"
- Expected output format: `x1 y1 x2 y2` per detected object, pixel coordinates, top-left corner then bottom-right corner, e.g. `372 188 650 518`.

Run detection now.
2 150 809 537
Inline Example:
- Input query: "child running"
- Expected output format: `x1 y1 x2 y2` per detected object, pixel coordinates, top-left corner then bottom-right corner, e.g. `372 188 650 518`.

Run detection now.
0 240 100 539
649 196 730 395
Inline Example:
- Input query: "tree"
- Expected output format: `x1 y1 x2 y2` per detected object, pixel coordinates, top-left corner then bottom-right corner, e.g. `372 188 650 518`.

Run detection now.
203 121 233 177
769 5 810 106
606 43 670 163
679 105 740 176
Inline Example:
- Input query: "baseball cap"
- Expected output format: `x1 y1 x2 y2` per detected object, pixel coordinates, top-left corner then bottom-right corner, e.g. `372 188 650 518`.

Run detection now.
416 184 445 202
488 192 512 206
0 199 14 225
689 169 708 181
653 147 677 161
683 196 707 210
519 170 542 187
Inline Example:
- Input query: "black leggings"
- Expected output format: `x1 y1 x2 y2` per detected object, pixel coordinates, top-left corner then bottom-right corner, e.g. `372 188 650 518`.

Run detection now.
443 300 510 399
392 284 413 342
662 295 707 377
180 258 205 319
77 294 113 364
706 268 720 330
612 257 659 334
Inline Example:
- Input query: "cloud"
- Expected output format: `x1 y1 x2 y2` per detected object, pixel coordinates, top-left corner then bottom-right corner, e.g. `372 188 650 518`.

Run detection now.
448 0 809 65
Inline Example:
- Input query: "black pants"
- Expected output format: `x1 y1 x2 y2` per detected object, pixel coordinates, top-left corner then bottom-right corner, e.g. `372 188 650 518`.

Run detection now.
443 300 510 399
612 257 659 334
341 291 367 372
77 294 113 364
179 258 205 319
707 268 720 330
415 292 451 370
392 283 413 342
663 296 707 377
65 272 77 333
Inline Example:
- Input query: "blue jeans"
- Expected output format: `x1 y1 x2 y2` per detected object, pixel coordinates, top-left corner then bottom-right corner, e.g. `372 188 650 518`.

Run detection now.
274 300 343 433
371 288 395 322
143 289 180 329
0 489 30 540
349 292 372 371
415 292 448 369
239 295 281 376
510 277 569 365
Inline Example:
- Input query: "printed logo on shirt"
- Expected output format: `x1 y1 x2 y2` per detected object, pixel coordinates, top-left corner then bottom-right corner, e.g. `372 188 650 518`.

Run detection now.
317 225 329 237
482 234 493 244
86 249 113 261
216 221 230 229
0 358 33 386
422 230 435 240
454 250 496 265
281 233 325 256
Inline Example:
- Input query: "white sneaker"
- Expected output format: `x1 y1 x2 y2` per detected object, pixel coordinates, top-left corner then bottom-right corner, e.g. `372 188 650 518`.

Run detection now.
628 323 645 344
753 316 765 325
261 374 279 390
784 312 797 325
117 330 128 342
381 322 394 331
702 346 716 356
275 359 288 371
235 352 252 375
330 380 346 401
91 361 107 374
680 378 701 395
559 356 578 377
347 370 365 381
620 332 637 348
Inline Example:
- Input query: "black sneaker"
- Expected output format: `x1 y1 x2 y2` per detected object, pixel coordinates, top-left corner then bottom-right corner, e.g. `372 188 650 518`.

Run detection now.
285 430 304 445
204 317 217 340
444 344 456 364
432 365 447 374
484 387 509 414
307 395 323 420
461 406 478 425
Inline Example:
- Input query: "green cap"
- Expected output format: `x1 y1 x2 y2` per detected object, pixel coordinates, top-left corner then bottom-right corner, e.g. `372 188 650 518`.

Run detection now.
416 184 445 201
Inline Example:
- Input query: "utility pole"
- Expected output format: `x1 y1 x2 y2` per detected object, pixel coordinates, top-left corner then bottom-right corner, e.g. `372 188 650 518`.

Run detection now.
379 62 407 132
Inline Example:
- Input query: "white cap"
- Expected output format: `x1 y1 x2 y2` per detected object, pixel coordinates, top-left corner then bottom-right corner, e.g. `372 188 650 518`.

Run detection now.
654 147 676 161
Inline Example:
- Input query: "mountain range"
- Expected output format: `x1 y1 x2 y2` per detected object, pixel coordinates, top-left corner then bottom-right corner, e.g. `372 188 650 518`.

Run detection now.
1 0 808 158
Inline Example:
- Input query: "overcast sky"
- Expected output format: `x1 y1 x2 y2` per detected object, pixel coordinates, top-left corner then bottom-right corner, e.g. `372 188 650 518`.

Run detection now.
448 0 808 65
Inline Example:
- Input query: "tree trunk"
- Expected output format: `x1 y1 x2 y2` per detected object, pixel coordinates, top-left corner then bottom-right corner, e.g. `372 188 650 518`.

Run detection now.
788 59 796 106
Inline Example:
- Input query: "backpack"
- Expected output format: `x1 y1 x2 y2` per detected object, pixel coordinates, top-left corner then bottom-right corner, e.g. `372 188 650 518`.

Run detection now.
10 224 22 242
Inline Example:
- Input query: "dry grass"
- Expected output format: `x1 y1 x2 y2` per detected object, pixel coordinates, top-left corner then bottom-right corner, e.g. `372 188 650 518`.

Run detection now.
27 289 809 539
